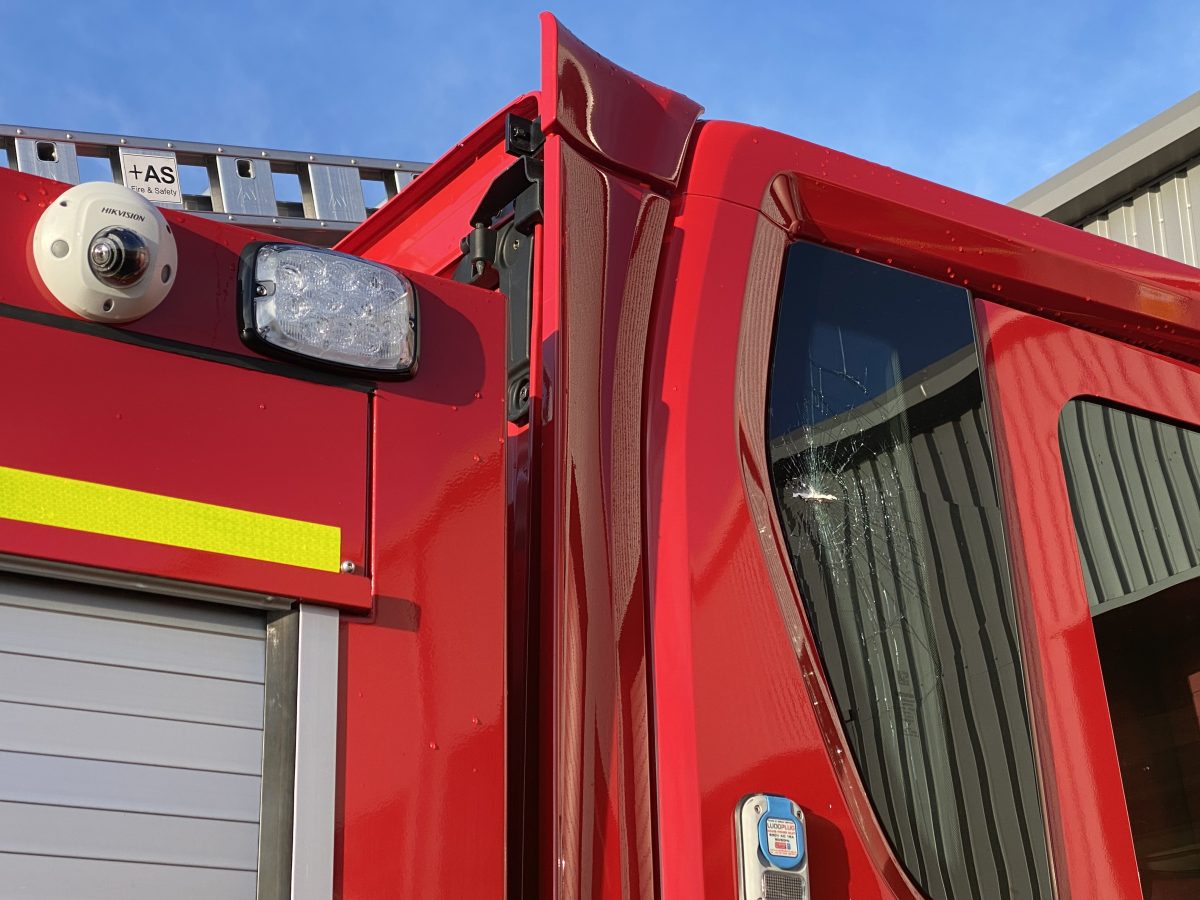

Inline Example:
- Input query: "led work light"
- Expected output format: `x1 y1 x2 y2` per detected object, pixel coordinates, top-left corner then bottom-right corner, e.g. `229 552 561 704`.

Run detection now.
241 243 417 377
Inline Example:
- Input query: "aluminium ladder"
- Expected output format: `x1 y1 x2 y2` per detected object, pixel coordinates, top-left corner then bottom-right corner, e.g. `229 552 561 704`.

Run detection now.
1 124 427 247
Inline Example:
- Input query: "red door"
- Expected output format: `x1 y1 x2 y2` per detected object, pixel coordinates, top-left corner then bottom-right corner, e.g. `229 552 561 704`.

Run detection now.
980 301 1200 899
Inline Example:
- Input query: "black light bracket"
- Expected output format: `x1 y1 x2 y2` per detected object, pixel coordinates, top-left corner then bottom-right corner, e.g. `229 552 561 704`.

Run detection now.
454 114 544 424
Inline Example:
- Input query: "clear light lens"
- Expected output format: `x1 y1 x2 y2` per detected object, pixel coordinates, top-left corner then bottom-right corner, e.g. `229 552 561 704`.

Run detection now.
250 244 415 373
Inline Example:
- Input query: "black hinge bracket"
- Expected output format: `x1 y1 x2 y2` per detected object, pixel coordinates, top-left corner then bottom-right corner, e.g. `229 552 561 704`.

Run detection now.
454 114 544 424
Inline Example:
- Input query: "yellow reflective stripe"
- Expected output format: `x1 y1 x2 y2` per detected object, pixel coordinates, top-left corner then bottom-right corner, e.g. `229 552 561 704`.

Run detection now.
0 465 341 572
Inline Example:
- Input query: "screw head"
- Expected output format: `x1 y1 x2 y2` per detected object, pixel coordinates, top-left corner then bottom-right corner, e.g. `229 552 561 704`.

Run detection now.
339 560 357 574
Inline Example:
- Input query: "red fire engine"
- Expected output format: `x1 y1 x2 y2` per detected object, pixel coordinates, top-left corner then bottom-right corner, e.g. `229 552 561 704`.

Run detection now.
1 13 1198 900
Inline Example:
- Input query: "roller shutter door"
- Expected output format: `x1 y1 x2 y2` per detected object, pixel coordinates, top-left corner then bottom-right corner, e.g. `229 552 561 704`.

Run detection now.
0 573 267 898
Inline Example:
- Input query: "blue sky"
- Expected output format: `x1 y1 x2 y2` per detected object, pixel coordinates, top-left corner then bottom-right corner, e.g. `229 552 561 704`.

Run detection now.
1 0 1196 202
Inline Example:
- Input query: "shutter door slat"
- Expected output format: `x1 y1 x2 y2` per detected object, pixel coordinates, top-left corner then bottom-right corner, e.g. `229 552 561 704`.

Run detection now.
0 801 258 869
0 651 263 728
0 575 267 895
0 603 264 682
0 700 263 774
0 583 265 637
0 853 257 899
0 751 260 820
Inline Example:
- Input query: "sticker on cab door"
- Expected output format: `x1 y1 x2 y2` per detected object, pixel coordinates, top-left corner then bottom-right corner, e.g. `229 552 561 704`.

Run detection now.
764 817 799 859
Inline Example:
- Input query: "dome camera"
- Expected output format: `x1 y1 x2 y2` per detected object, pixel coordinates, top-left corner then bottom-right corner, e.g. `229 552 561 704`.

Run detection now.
32 181 178 322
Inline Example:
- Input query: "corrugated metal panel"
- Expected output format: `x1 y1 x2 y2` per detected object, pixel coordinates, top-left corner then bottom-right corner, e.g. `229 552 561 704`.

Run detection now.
0 575 265 899
1076 156 1200 266
1059 400 1200 610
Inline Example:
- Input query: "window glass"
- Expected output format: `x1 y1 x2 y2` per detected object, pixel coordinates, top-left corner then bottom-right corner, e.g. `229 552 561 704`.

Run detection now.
1061 400 1200 896
766 242 1052 899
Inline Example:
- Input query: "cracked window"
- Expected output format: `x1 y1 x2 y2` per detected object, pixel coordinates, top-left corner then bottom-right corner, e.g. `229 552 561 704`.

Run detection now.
766 242 1051 899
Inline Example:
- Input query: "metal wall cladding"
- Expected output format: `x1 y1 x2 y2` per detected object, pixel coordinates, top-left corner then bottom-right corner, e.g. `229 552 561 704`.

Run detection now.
1051 158 1200 604
1078 157 1200 265
0 574 265 899
1060 399 1200 610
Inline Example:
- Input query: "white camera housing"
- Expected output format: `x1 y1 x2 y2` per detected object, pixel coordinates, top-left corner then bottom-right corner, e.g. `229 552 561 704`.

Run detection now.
32 181 177 323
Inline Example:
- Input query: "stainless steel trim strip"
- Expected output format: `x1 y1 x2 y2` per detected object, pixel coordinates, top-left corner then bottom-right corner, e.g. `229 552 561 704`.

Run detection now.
290 603 339 899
